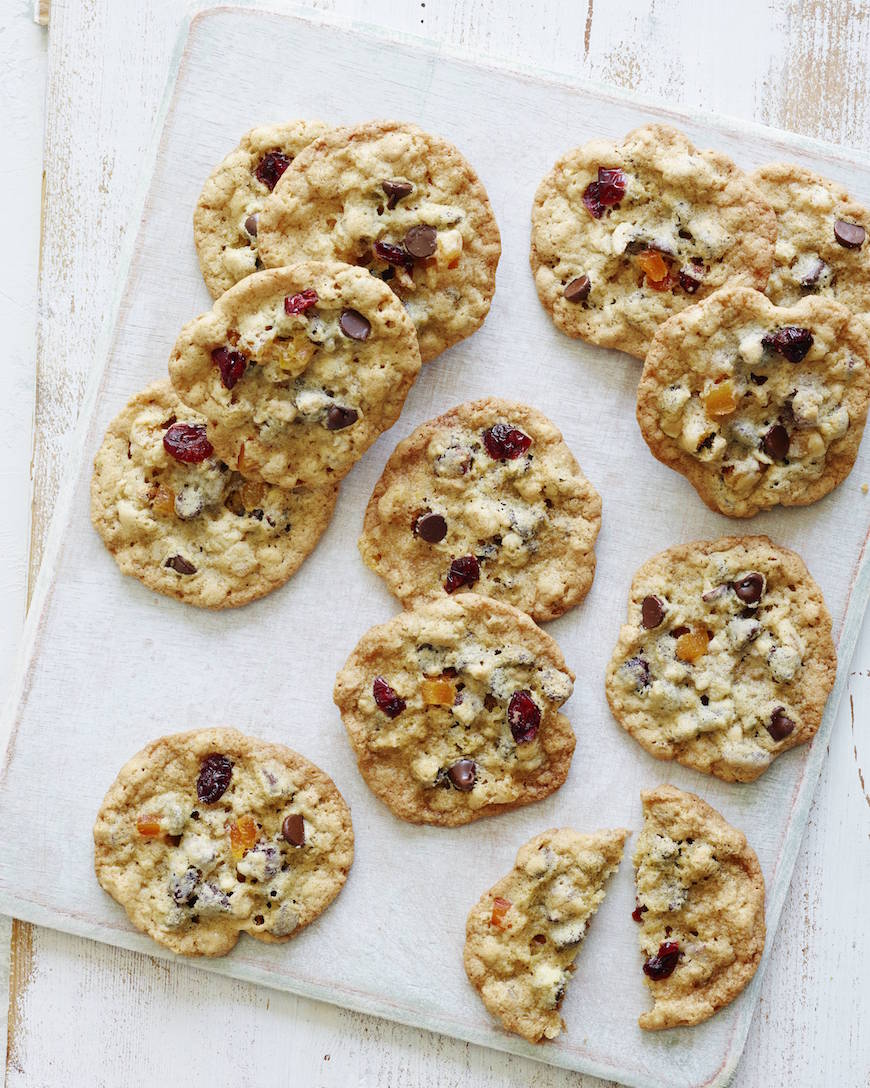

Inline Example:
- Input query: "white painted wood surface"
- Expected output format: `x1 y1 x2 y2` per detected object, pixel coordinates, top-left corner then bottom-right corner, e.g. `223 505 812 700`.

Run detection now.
2 1 869 1085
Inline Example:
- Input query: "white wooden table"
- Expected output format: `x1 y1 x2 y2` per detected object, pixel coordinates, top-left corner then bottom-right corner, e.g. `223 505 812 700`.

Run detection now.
1 1 868 1084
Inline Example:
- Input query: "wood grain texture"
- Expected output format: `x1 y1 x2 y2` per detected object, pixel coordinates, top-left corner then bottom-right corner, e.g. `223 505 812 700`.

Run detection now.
5 1 870 1086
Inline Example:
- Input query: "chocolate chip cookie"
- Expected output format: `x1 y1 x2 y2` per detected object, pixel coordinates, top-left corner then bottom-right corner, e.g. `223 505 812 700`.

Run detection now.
168 262 422 489
94 727 354 956
605 536 836 782
750 162 869 318
530 123 776 359
333 595 576 826
193 120 331 298
463 827 627 1042
357 399 601 622
632 785 765 1030
257 120 501 362
90 381 338 608
636 284 870 516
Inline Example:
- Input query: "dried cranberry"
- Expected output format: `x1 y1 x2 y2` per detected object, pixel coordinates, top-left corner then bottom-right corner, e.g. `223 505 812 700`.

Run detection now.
762 326 813 363
678 265 704 293
212 346 247 390
767 707 796 741
373 240 412 269
643 940 681 980
372 676 406 718
163 423 213 464
508 690 541 744
632 902 648 923
284 289 318 315
444 555 480 593
196 754 233 804
482 423 532 460
624 656 651 691
582 166 627 218
254 150 291 191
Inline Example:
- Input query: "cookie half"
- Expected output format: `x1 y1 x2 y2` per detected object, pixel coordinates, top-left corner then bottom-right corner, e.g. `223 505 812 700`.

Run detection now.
94 727 354 956
636 284 870 516
194 120 331 298
530 123 776 359
750 162 869 315
90 381 338 608
605 536 836 782
333 595 576 826
463 827 627 1042
358 399 601 622
257 120 501 362
168 262 422 489
633 786 765 1030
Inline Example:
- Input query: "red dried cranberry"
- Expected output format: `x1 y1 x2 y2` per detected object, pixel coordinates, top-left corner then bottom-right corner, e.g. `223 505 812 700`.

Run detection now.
373 240 413 269
212 346 247 390
643 940 681 980
254 151 291 191
444 555 480 593
762 326 813 363
196 754 233 804
678 265 704 293
632 902 648 923
284 289 319 315
163 423 213 464
624 656 651 691
508 690 541 744
372 676 406 718
483 423 532 460
582 166 627 218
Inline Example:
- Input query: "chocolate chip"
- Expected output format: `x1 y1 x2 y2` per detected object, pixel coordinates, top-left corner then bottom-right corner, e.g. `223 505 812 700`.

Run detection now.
799 256 827 288
165 555 196 575
447 759 476 791
404 224 437 258
641 594 666 629
382 179 413 210
767 707 796 741
749 372 768 386
670 626 690 638
282 813 305 846
326 405 359 430
563 275 591 302
761 424 789 460
413 512 448 543
244 214 258 237
733 572 765 604
339 309 371 341
834 219 866 249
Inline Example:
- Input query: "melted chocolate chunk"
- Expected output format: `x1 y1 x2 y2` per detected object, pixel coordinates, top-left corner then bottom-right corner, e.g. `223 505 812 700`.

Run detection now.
641 594 666 629
563 275 591 302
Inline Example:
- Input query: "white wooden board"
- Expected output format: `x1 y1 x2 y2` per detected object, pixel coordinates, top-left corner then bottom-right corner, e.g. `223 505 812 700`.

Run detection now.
3 6 870 1087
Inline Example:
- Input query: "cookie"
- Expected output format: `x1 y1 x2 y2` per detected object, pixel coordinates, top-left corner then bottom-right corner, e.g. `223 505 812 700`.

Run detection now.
168 262 422 489
633 785 765 1030
463 827 627 1043
90 381 338 608
750 162 869 317
636 284 870 516
332 595 576 826
530 123 776 359
94 727 354 956
605 536 836 782
358 399 601 623
257 120 501 362
193 121 331 298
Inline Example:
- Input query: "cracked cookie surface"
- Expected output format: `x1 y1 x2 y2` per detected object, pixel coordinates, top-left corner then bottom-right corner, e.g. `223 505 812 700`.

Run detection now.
90 381 338 608
333 595 576 826
257 120 501 362
464 827 627 1042
632 785 765 1030
358 399 601 622
605 536 836 782
750 162 869 318
168 262 421 489
194 120 331 298
636 284 870 516
530 123 776 359
94 727 354 956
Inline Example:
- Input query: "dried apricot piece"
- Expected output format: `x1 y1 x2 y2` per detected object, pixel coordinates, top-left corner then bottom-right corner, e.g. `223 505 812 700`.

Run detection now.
490 897 512 929
421 678 456 706
136 815 162 838
228 814 257 860
675 626 710 663
703 380 738 418
637 249 671 287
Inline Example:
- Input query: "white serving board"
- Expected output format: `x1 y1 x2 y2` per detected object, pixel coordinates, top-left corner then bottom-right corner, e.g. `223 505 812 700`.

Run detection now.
3 5 870 1086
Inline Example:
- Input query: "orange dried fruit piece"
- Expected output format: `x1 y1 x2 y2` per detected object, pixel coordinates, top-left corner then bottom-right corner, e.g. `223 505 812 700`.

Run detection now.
240 480 267 509
150 483 176 517
490 896 512 929
675 626 710 663
704 380 738 418
136 815 162 838
228 814 257 860
637 250 670 284
421 678 456 706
